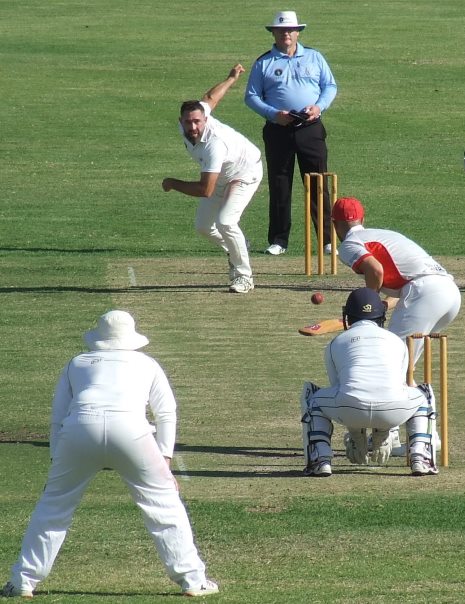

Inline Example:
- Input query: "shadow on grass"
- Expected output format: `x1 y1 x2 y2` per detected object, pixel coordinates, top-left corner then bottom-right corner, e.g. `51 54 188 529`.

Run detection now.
0 439 49 446
0 247 118 254
173 467 410 478
0 283 351 294
176 444 301 457
33 589 177 597
0 441 410 478
174 444 410 478
0 285 227 294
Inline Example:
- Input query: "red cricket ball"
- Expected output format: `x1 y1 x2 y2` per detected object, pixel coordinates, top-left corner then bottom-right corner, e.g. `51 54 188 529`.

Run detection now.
311 292 324 305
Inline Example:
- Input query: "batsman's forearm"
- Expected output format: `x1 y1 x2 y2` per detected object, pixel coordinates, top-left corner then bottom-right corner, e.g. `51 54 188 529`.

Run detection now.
383 296 399 311
364 273 384 291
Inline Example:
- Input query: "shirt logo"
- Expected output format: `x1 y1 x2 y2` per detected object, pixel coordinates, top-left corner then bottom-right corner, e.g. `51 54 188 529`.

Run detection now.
274 69 283 76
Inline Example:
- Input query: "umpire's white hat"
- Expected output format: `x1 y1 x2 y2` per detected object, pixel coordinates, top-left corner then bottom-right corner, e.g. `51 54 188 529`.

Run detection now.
266 11 306 31
85 310 149 351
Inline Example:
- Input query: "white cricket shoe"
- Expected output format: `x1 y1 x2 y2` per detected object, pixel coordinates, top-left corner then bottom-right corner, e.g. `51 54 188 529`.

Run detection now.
2 582 33 598
229 276 254 294
183 579 219 597
303 459 332 477
410 455 439 477
323 243 338 255
265 244 286 255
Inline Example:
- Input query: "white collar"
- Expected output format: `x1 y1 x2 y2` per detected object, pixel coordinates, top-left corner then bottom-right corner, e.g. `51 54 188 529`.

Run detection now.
346 224 365 237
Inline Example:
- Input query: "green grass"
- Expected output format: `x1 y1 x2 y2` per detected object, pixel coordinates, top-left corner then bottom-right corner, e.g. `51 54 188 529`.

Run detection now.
1 1 465 602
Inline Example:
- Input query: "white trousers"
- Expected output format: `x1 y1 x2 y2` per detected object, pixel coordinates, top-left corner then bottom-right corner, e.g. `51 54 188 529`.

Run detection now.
388 274 461 364
307 385 425 429
10 412 206 593
195 163 263 278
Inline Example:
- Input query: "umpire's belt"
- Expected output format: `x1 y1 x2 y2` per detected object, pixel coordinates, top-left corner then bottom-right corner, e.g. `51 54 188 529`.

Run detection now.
266 117 321 129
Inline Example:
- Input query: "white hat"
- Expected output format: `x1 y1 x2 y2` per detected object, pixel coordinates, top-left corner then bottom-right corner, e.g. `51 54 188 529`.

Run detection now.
265 11 306 32
84 310 149 351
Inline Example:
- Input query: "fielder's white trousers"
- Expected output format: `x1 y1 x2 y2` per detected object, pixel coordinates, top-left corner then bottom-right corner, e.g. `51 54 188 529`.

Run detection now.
10 412 206 593
388 274 461 364
195 163 263 279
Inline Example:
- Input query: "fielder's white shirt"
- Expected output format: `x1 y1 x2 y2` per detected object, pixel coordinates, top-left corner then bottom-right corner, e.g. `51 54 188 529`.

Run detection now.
339 225 449 296
50 350 177 458
325 320 410 402
180 102 261 187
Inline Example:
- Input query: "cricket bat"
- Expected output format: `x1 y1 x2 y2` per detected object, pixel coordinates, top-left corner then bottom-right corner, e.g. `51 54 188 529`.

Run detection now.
298 318 344 336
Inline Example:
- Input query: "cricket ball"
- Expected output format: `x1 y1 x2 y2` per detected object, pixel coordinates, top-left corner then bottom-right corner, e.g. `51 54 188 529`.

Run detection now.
311 292 324 305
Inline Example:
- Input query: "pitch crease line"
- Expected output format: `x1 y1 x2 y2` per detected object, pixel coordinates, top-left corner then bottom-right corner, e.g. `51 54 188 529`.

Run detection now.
174 454 191 481
128 266 137 287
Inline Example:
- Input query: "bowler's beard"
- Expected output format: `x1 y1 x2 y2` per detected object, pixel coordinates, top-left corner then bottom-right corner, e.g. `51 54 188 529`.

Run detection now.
184 128 203 145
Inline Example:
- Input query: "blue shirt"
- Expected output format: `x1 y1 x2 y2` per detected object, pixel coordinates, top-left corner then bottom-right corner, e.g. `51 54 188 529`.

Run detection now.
245 43 337 122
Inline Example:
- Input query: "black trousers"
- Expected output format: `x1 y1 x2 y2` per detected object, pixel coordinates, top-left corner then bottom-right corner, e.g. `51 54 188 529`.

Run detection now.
263 119 332 249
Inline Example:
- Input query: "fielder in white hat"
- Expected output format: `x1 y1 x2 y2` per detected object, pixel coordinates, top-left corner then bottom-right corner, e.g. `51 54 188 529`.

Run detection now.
3 311 218 598
84 309 149 350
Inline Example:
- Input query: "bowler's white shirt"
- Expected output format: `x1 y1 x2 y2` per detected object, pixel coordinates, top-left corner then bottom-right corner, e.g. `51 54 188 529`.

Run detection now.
180 102 261 187
50 350 177 458
325 321 409 402
339 225 448 296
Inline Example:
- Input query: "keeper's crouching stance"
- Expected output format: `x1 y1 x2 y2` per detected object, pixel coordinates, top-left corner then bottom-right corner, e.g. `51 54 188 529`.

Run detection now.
299 288 439 478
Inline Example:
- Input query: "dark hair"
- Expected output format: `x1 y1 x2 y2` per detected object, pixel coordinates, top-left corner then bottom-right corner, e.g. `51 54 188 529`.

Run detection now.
180 100 205 116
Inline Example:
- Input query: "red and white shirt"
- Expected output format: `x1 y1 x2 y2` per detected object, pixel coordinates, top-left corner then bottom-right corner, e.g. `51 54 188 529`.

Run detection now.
339 225 448 296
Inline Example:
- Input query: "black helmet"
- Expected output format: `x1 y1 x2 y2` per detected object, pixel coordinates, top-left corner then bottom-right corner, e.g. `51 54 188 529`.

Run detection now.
343 287 386 328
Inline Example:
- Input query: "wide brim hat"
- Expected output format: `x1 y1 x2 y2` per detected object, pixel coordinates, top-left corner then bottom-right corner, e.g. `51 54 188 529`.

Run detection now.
84 310 149 351
265 11 306 32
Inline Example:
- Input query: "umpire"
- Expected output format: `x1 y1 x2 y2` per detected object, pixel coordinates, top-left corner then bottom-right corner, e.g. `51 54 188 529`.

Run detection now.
245 10 337 256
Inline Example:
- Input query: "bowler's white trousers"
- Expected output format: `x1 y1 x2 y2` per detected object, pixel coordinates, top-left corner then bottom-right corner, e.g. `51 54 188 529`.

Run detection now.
195 162 263 278
10 411 206 592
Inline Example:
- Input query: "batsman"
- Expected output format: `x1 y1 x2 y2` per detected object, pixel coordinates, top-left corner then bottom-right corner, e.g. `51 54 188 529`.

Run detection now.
330 196 461 454
331 196 461 364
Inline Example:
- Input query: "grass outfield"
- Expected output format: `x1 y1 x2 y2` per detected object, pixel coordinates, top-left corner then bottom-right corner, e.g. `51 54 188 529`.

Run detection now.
1 1 465 602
